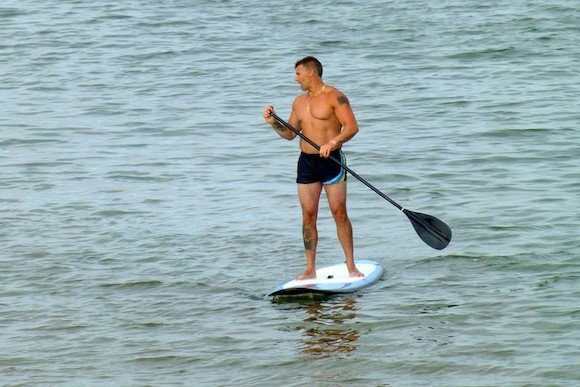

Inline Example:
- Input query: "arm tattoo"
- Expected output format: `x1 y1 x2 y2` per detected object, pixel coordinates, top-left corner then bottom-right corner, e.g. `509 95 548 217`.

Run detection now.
337 95 350 105
272 121 286 132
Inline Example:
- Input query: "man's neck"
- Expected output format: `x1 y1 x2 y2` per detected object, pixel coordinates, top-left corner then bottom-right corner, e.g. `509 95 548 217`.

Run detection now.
308 81 325 96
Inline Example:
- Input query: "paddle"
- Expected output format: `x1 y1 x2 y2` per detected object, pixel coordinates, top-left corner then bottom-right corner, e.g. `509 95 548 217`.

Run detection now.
270 112 452 250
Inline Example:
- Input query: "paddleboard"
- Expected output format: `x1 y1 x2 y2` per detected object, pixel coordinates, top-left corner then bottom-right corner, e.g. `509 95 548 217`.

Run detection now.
269 259 383 297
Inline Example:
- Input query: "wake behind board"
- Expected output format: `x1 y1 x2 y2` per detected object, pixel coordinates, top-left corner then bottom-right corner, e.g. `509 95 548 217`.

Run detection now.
269 259 383 297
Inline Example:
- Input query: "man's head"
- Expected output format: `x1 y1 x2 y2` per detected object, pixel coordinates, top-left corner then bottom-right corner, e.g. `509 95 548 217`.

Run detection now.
295 56 323 78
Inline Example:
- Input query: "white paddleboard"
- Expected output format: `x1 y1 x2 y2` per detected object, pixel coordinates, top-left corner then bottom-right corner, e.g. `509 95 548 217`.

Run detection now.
269 259 383 297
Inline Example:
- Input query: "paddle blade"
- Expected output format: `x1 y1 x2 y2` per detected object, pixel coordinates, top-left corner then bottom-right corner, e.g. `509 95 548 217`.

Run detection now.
403 209 452 250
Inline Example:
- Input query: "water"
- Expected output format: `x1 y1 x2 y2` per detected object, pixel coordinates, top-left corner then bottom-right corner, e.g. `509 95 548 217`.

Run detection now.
1 0 579 385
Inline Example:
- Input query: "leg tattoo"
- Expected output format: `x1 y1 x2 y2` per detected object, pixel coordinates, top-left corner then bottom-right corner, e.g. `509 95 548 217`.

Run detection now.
303 223 317 251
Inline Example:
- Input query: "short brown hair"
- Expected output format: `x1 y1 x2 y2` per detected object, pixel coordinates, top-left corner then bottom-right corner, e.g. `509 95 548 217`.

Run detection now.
295 56 323 77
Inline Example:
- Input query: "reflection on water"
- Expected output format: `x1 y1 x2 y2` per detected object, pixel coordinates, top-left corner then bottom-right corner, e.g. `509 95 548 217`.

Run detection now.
296 296 359 358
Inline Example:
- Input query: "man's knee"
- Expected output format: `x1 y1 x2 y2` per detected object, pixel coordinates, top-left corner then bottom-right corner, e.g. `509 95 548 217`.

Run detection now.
330 206 348 222
302 210 318 224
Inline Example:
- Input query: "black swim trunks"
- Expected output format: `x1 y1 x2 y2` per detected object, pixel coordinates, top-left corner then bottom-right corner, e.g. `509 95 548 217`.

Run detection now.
296 149 347 185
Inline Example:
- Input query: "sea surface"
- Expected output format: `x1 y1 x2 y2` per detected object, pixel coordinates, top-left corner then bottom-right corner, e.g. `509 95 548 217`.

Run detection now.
1 0 579 385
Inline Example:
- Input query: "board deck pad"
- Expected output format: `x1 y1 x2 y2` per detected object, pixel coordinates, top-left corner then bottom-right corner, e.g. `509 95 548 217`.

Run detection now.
269 259 383 297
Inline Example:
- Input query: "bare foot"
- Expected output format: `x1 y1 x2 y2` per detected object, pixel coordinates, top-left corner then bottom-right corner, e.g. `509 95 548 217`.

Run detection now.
348 267 365 278
296 270 316 281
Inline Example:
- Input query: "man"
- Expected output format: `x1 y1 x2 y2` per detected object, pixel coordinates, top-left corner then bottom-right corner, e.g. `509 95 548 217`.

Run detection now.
263 56 363 280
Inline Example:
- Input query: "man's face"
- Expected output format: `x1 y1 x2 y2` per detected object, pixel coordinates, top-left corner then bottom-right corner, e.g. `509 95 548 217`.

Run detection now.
294 65 311 91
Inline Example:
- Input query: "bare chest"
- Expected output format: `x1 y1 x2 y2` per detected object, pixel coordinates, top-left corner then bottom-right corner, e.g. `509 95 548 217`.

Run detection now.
297 94 334 122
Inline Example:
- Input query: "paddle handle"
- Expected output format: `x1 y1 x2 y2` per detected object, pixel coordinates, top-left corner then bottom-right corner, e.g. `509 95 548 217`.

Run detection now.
271 112 404 211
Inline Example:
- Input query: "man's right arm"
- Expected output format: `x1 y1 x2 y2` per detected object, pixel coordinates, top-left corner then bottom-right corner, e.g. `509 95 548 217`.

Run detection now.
263 105 298 141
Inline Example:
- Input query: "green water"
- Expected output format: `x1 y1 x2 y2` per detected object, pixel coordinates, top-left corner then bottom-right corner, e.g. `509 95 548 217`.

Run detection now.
1 0 578 385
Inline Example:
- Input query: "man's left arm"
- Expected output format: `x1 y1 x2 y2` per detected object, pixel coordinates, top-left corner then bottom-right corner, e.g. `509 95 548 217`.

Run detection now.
330 92 359 149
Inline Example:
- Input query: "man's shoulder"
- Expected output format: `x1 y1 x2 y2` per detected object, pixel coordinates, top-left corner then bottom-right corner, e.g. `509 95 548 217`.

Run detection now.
326 85 347 97
292 94 307 105
325 86 350 107
328 85 344 95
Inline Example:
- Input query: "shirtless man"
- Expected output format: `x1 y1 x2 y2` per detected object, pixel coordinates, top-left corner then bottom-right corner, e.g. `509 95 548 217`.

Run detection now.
263 56 364 280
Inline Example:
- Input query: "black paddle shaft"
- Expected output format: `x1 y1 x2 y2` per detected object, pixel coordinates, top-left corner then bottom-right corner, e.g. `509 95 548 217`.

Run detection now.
270 112 452 250
272 113 402 209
